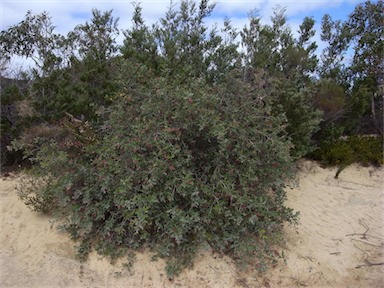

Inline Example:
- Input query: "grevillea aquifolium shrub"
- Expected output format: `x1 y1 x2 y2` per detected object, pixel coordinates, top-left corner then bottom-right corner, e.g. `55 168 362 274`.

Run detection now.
19 71 298 278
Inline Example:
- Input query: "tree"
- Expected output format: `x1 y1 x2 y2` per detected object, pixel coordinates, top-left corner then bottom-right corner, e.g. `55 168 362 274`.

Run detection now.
346 0 383 134
241 10 277 80
66 9 120 118
319 13 350 84
154 0 218 81
1 9 121 121
0 74 32 166
318 1 383 135
69 9 119 64
121 3 161 72
204 17 241 84
291 17 318 80
121 0 241 84
241 7 321 157
0 11 70 77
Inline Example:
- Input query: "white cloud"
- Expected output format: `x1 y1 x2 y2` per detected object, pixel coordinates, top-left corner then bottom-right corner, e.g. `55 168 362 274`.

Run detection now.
260 0 361 19
214 0 263 16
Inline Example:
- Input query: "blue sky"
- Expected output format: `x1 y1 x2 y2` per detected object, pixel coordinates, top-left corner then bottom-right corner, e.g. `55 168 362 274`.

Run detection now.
1 0 364 72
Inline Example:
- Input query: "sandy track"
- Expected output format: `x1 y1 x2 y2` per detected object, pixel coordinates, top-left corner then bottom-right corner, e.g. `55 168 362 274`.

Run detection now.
1 161 383 287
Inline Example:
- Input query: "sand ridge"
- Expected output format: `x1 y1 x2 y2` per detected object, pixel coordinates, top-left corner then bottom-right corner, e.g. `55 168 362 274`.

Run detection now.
1 161 383 287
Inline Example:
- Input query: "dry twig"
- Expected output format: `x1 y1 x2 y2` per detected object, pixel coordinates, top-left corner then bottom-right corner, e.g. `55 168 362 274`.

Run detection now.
355 260 384 269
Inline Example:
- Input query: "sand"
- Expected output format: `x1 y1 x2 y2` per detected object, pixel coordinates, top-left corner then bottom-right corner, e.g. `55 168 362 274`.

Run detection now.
1 161 383 288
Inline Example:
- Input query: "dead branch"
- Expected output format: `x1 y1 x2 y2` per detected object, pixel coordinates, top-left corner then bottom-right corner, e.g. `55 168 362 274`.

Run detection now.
64 111 83 123
346 232 368 239
350 238 383 247
346 220 379 241
355 260 384 269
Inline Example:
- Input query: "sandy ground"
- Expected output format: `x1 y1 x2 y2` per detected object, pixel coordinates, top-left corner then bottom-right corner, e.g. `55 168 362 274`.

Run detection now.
1 161 383 288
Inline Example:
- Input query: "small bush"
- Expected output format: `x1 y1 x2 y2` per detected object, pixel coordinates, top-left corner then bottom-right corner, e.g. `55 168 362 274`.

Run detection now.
310 135 383 167
348 135 383 166
18 68 298 278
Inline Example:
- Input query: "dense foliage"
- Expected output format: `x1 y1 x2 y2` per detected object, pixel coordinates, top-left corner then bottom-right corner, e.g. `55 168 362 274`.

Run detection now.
311 135 383 167
1 0 382 278
19 66 298 276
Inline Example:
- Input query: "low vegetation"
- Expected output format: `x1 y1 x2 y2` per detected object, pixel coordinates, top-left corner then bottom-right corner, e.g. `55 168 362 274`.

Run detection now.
310 135 383 168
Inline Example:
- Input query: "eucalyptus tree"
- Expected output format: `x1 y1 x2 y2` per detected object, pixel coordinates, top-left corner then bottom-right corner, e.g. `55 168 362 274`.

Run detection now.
0 11 73 119
346 0 383 134
0 11 70 77
319 0 383 134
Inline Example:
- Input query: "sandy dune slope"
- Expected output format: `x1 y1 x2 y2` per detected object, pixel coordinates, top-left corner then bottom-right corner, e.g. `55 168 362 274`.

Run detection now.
1 161 383 288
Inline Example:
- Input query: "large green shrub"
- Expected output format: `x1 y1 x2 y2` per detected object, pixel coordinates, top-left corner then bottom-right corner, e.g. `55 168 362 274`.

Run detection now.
20 65 298 277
